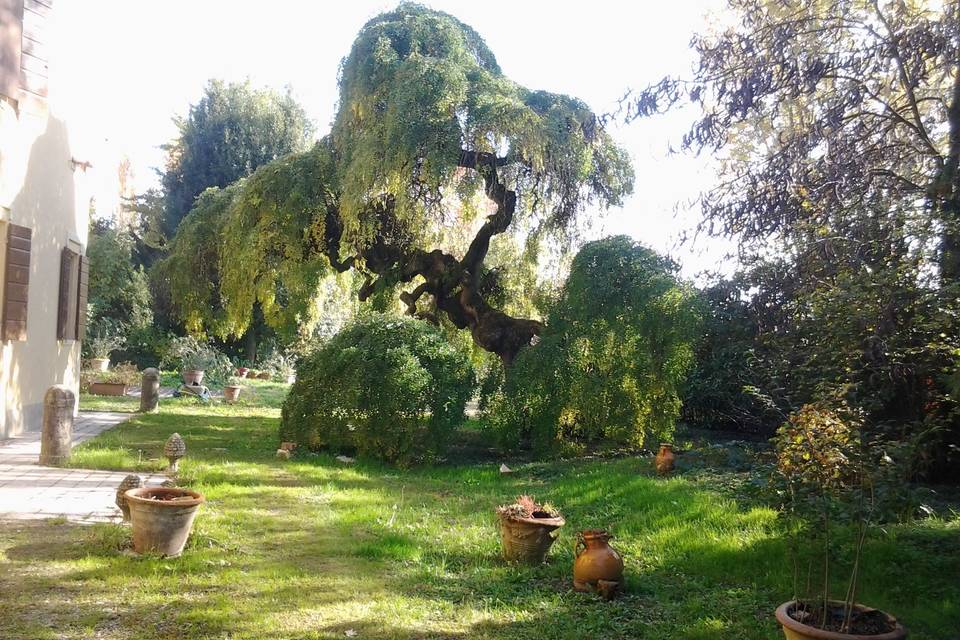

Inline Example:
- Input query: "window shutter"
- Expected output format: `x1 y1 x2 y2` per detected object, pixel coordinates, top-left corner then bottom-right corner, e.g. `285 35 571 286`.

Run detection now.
0 0 23 102
57 247 77 340
2 223 31 341
75 254 88 339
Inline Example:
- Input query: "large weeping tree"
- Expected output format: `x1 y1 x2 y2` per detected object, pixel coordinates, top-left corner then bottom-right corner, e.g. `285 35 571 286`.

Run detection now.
159 4 633 363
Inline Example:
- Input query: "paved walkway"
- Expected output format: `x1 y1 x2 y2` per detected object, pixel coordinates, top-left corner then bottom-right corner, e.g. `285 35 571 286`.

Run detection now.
0 412 163 523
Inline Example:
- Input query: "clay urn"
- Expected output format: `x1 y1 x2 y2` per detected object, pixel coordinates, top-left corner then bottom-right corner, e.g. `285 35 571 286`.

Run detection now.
573 529 624 598
655 443 676 475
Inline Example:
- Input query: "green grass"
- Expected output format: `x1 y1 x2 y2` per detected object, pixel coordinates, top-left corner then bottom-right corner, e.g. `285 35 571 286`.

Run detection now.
1 387 957 639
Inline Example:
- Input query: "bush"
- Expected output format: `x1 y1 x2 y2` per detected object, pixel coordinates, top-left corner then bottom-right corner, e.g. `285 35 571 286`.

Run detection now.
486 236 701 456
280 315 475 465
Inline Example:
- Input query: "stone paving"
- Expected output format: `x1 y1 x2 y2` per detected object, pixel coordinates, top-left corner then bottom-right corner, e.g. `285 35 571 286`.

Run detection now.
0 411 164 523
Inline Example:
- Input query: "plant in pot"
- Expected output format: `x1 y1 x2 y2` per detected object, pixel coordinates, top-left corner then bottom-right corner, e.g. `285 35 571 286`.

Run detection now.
223 376 243 403
496 495 565 564
87 362 140 396
772 401 906 640
85 329 125 372
168 336 217 386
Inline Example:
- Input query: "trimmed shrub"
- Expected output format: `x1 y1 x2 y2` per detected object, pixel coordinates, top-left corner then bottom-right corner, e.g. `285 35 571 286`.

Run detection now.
280 315 475 465
486 236 701 456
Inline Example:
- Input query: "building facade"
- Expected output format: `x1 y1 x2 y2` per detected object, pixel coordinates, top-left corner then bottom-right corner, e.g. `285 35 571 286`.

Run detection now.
0 0 95 438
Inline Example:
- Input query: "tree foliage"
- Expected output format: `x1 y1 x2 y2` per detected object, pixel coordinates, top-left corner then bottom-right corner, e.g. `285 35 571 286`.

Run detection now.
279 315 474 465
160 79 315 237
160 4 633 363
486 236 701 455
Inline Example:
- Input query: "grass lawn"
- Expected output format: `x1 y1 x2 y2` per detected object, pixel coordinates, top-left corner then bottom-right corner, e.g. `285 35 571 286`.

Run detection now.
0 385 957 639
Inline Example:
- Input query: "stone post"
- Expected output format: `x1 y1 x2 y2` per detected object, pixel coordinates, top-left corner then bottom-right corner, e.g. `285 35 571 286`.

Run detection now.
39 385 75 466
139 367 160 413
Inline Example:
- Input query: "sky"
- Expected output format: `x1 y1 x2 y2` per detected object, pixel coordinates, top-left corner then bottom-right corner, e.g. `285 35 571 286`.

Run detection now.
49 0 733 278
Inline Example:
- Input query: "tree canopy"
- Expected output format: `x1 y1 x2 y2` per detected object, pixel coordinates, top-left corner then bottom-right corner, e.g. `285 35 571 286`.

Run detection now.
160 4 633 362
160 79 315 238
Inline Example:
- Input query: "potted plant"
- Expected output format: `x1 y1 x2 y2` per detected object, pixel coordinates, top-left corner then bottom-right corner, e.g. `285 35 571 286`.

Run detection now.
87 362 140 396
86 330 125 372
496 495 564 564
772 402 907 639
125 486 204 557
168 336 217 386
223 376 243 403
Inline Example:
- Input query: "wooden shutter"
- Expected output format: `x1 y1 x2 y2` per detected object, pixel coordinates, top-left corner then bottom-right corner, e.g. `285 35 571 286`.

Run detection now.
2 223 31 341
0 0 23 101
57 247 77 340
19 0 49 100
75 254 88 339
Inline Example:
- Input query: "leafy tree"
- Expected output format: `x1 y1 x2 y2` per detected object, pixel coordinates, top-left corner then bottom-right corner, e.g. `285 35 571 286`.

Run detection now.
160 4 633 364
486 236 701 455
160 79 315 237
279 315 475 466
86 223 152 331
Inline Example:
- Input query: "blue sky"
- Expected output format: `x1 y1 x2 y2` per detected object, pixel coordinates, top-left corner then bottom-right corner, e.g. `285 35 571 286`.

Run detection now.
52 0 732 276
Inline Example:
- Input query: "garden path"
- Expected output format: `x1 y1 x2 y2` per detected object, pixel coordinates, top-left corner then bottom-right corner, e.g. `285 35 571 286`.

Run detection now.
0 412 164 522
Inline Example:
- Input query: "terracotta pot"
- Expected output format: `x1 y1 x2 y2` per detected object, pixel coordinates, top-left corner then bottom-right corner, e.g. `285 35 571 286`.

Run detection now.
125 487 204 557
775 601 906 640
89 357 110 372
223 385 242 403
88 382 128 397
655 443 676 474
257 371 271 380
573 529 624 594
236 367 249 378
182 369 205 385
498 512 565 564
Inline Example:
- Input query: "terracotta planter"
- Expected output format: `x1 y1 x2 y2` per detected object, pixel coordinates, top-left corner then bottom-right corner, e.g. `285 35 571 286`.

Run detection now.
125 487 205 557
573 529 624 597
775 601 906 640
89 357 110 372
223 385 242 403
236 367 249 378
498 512 565 564
256 371 271 380
88 382 128 396
655 443 676 474
182 369 205 385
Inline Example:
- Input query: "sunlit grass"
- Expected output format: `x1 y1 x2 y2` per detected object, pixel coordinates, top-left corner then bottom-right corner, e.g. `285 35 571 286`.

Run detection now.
0 385 956 639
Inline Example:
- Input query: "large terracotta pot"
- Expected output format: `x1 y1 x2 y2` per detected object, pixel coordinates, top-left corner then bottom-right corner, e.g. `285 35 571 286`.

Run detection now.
573 529 624 596
775 601 906 640
182 369 205 385
125 487 205 557
89 357 110 372
655 443 676 474
498 512 565 564
223 385 242 403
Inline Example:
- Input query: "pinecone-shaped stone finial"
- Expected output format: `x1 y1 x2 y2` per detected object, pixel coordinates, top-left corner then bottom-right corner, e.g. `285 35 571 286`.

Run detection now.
115 474 142 521
163 432 186 472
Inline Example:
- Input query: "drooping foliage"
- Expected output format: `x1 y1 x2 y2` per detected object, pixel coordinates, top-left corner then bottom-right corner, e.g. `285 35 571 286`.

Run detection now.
160 79 315 237
629 0 960 480
160 4 633 364
279 315 475 466
486 236 701 455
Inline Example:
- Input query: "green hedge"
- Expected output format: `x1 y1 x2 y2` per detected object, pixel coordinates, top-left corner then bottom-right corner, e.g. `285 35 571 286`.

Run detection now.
280 315 474 465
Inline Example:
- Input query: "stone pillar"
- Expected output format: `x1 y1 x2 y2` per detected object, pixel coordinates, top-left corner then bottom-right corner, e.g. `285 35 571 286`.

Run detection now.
39 385 75 466
139 367 160 413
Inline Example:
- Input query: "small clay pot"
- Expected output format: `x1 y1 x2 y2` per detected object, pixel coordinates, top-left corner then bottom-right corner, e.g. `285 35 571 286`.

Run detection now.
498 512 565 564
573 529 624 597
256 371 271 380
655 443 676 475
236 367 249 378
775 601 906 640
223 385 242 403
126 487 204 557
182 369 205 385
